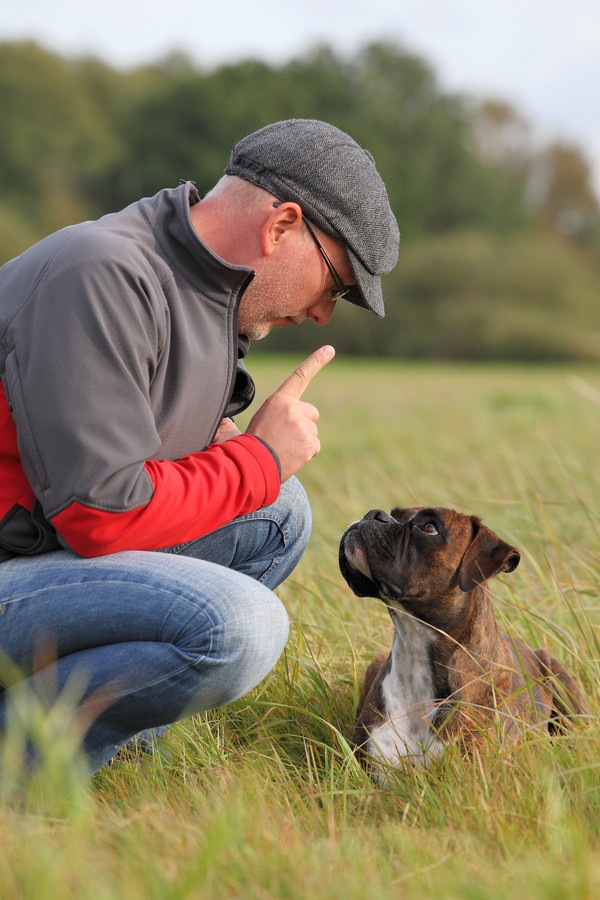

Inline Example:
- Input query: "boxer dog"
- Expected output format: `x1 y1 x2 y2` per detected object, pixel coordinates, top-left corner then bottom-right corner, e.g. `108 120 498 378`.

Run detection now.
339 506 589 780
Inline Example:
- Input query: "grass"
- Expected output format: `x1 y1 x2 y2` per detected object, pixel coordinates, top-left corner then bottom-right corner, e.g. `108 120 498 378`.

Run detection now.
1 357 599 898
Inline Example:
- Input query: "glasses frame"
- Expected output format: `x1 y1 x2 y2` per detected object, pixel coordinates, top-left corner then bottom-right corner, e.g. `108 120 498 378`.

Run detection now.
273 202 351 302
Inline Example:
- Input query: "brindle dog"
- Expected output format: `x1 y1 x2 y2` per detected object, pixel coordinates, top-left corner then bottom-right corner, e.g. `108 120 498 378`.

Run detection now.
339 506 589 779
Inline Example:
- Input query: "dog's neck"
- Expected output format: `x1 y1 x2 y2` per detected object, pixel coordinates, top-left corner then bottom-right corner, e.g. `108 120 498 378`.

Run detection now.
377 609 441 755
387 607 437 680
388 584 507 703
386 606 439 719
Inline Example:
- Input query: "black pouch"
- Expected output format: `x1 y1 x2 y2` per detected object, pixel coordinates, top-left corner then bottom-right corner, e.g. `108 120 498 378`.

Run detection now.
0 500 62 561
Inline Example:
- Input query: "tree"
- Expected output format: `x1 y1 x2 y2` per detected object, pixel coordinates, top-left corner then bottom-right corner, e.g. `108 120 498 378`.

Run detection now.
0 42 121 234
471 98 532 180
529 141 599 239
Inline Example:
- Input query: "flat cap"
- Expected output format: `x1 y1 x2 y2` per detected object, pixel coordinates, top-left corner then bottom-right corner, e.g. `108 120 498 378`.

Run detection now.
225 118 399 317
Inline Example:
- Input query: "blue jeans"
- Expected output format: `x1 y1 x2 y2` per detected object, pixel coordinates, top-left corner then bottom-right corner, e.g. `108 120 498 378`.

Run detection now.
0 477 310 772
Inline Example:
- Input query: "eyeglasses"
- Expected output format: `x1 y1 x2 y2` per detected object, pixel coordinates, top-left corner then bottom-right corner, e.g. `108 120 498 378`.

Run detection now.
273 202 351 302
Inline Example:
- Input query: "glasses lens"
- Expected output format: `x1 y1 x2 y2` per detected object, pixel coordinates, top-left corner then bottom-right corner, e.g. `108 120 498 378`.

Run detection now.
303 215 352 300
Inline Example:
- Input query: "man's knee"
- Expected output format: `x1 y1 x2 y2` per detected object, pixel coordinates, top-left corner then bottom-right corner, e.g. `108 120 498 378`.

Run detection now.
231 587 290 695
187 582 290 709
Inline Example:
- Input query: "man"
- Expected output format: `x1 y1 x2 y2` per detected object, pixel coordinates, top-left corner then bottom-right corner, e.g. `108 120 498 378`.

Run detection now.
0 119 399 772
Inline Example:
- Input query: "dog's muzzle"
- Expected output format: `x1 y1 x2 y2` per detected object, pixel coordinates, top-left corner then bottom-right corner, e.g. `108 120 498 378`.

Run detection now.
339 510 397 598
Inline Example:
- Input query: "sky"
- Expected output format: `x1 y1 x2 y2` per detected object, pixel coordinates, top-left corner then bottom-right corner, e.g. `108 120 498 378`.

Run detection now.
3 1 600 194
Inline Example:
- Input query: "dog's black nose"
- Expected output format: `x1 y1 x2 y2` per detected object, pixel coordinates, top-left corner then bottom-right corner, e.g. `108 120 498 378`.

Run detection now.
363 508 395 524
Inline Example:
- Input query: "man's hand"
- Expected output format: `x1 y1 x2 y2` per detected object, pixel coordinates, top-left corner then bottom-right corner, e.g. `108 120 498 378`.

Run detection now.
213 418 241 444
246 345 335 482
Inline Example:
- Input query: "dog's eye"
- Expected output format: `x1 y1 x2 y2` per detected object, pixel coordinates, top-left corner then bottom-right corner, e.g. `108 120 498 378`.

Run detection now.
419 522 439 536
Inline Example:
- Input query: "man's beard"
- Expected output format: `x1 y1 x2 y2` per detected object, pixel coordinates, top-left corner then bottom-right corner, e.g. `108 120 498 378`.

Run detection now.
237 265 304 341
242 321 271 341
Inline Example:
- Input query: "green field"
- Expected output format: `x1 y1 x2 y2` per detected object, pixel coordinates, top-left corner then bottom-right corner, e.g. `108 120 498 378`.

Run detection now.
1 358 599 899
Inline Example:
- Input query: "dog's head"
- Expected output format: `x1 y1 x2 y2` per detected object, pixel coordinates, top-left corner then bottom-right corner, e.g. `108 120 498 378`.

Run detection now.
339 506 520 625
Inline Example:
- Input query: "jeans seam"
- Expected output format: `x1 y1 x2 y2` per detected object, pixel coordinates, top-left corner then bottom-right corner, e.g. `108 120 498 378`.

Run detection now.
1 581 223 674
1 579 220 629
75 655 209 713
170 513 290 584
246 512 289 584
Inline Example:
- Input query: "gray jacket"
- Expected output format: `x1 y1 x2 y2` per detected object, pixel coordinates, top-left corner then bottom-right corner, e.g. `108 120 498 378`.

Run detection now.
0 183 279 558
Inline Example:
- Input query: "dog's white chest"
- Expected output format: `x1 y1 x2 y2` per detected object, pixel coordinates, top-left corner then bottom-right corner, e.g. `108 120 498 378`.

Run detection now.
367 614 443 776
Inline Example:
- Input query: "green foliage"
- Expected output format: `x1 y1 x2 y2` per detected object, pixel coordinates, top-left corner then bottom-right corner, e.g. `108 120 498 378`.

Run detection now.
1 359 599 897
0 37 546 240
386 231 600 360
0 39 598 359
0 42 122 231
264 230 600 360
0 204 43 262
98 41 527 241
346 44 527 238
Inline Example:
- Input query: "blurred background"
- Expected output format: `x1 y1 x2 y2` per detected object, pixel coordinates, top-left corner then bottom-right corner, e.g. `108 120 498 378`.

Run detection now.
1 1 598 360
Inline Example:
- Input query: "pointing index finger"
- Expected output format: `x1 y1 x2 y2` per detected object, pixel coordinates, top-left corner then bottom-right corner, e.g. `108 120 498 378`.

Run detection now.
276 345 336 399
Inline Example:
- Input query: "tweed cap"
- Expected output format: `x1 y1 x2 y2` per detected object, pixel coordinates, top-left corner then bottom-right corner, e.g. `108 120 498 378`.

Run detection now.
225 118 399 317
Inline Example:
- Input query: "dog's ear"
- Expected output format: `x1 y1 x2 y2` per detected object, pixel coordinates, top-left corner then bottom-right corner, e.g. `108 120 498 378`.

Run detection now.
458 520 520 592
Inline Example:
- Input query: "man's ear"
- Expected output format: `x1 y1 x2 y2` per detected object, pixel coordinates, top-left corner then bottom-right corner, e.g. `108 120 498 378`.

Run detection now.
262 202 302 255
458 520 520 592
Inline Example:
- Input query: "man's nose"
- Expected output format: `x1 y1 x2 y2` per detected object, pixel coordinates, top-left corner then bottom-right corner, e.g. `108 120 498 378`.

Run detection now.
308 297 337 326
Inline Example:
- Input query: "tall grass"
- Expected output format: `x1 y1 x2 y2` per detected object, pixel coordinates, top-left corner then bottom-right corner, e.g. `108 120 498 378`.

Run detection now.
1 359 598 898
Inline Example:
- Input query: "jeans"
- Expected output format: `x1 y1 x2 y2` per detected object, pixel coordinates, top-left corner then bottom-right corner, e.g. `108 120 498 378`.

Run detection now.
0 477 310 773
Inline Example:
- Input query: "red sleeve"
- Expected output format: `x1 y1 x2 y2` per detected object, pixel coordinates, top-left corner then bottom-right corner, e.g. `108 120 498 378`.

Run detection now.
51 434 281 557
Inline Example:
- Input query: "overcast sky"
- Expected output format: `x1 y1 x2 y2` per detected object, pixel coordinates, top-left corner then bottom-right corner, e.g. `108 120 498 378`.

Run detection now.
3 1 600 193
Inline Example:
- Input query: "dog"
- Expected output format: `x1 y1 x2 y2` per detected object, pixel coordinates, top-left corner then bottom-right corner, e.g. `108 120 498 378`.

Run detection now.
339 506 589 780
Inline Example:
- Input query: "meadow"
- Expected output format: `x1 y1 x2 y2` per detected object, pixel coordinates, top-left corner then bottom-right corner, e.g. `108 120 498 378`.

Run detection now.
1 356 598 899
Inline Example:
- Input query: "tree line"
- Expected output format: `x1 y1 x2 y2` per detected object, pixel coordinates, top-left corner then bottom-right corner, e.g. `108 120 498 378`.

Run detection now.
0 40 598 360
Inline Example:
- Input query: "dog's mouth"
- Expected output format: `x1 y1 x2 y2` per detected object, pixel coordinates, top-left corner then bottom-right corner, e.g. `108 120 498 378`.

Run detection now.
339 530 379 598
343 543 399 600
340 532 402 602
344 542 372 581
339 526 427 605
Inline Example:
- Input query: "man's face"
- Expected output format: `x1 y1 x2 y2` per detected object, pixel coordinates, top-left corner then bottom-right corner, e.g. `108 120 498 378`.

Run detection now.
237 225 355 341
